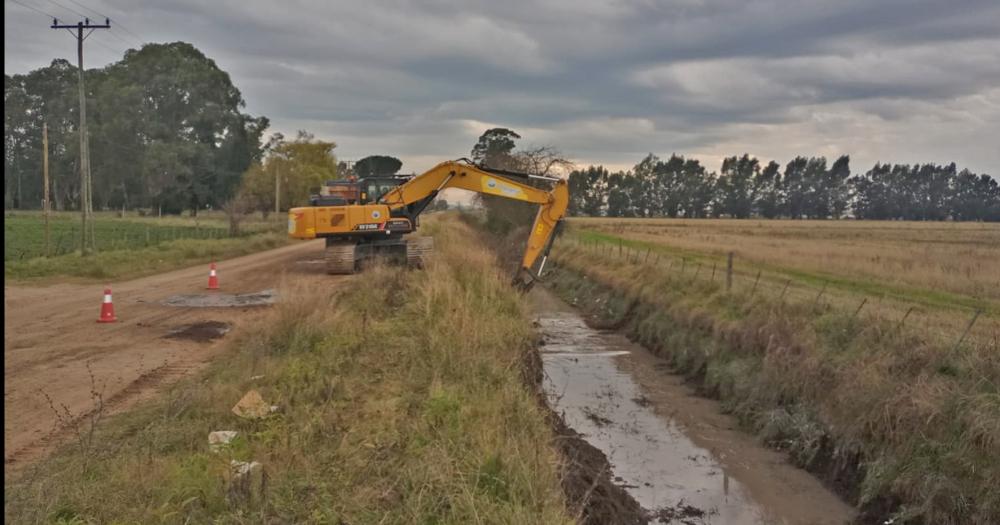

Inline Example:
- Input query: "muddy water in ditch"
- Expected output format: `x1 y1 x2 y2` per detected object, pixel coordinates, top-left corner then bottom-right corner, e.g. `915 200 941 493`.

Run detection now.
530 288 855 525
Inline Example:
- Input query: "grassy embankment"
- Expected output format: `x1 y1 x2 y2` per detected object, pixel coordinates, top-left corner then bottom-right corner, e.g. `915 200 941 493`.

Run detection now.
5 211 287 281
5 219 573 524
547 220 999 524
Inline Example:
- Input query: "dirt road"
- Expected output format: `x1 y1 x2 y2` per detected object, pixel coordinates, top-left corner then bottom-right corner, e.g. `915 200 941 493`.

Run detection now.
4 239 331 471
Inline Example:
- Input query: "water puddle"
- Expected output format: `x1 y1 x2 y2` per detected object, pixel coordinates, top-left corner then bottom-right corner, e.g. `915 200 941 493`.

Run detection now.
164 321 232 342
530 287 855 524
162 289 277 308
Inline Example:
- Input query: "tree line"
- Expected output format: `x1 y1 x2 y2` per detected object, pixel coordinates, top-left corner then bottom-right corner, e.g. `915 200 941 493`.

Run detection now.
568 154 999 221
5 42 268 214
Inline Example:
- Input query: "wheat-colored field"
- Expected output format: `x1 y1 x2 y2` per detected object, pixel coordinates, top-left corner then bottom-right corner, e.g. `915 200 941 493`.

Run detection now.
566 218 999 344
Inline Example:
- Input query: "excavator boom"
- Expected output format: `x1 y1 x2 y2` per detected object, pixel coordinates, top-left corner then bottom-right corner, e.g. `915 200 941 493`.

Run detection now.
378 160 569 284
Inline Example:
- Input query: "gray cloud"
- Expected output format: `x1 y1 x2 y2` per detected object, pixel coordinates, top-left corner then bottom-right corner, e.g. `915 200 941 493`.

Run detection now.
5 0 999 175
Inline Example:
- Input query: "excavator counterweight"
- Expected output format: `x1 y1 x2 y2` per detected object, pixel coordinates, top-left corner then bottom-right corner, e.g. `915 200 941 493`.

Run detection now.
288 159 569 288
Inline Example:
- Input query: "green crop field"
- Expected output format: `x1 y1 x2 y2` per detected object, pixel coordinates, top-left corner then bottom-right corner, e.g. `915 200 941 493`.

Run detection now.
4 212 282 262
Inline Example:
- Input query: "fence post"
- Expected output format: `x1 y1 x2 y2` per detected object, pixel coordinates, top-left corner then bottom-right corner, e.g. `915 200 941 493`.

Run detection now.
681 258 686 273
813 283 828 308
726 252 734 291
852 298 868 319
711 262 717 281
749 270 762 298
779 279 791 301
950 309 983 356
644 248 651 263
895 306 916 331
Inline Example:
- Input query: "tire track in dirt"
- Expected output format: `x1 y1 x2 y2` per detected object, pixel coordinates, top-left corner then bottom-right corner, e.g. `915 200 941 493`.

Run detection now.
4 240 335 472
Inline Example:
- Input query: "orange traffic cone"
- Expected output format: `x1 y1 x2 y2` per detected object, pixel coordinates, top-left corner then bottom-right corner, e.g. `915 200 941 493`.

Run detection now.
207 261 219 290
97 286 117 323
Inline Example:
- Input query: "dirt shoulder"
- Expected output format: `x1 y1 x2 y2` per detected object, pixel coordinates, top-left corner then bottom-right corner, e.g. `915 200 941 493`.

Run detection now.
4 239 328 471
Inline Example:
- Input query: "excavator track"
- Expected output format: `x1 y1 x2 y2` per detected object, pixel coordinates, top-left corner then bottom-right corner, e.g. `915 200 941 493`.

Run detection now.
406 237 434 268
325 240 357 274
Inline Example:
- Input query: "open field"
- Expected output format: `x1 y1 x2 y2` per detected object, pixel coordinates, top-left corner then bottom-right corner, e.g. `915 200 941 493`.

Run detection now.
549 218 1000 524
5 211 287 282
568 218 1000 345
4 219 575 524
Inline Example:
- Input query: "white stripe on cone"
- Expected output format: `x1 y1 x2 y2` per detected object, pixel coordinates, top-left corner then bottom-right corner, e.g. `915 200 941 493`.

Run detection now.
104 294 112 302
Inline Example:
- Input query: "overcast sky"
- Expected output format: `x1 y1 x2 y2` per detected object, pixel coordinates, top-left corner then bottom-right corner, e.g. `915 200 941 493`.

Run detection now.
5 0 999 176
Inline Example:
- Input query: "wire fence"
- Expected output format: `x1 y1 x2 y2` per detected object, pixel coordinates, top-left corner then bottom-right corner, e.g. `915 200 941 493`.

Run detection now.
4 215 283 262
557 233 999 351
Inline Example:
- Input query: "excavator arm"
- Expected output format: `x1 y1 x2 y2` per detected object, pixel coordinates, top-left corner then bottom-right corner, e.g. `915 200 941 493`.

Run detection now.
379 160 569 287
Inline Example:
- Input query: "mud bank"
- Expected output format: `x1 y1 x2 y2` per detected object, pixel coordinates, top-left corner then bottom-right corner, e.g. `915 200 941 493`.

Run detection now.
529 287 855 524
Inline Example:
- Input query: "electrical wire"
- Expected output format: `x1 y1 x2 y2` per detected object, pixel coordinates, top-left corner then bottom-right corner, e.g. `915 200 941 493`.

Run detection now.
6 0 57 19
43 0 88 19
64 0 146 44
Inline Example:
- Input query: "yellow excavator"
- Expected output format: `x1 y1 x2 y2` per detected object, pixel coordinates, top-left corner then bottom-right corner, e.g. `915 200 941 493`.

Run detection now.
287 159 569 288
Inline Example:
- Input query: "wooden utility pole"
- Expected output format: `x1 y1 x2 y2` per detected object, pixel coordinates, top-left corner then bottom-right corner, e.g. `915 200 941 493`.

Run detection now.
43 122 51 256
275 164 281 214
51 17 111 255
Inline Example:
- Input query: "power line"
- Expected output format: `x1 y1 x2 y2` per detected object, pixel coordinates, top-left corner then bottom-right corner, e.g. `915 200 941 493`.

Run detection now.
63 0 100 18
7 0 57 19
63 0 146 44
104 28 136 48
43 0 87 19
109 21 144 44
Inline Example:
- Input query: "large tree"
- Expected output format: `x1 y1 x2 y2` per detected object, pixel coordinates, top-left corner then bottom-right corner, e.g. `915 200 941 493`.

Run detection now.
239 131 338 215
4 42 267 213
471 128 521 169
353 155 402 178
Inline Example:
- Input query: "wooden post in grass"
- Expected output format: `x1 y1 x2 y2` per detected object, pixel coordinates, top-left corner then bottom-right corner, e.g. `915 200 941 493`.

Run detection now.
950 309 983 355
750 270 762 298
896 306 916 331
681 258 686 273
726 252 734 291
644 248 651 263
813 283 828 307
42 122 51 256
711 261 717 281
779 279 791 301
853 298 868 319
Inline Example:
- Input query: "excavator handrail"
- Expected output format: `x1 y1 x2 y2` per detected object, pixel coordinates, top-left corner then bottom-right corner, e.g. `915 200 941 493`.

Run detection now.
378 160 569 289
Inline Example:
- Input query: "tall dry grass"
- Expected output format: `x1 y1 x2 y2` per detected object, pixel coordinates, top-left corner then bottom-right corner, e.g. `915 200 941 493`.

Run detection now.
5 218 571 524
548 236 1000 524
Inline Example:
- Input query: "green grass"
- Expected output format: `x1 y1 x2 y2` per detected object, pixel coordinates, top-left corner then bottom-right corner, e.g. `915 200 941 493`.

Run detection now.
4 212 288 282
5 233 289 282
4 212 281 262
4 219 571 524
547 239 1000 524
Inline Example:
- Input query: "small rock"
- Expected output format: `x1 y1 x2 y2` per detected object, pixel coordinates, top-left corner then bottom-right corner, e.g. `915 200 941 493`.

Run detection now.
228 460 264 505
269 405 280 413
249 375 265 381
232 389 271 419
208 430 238 452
